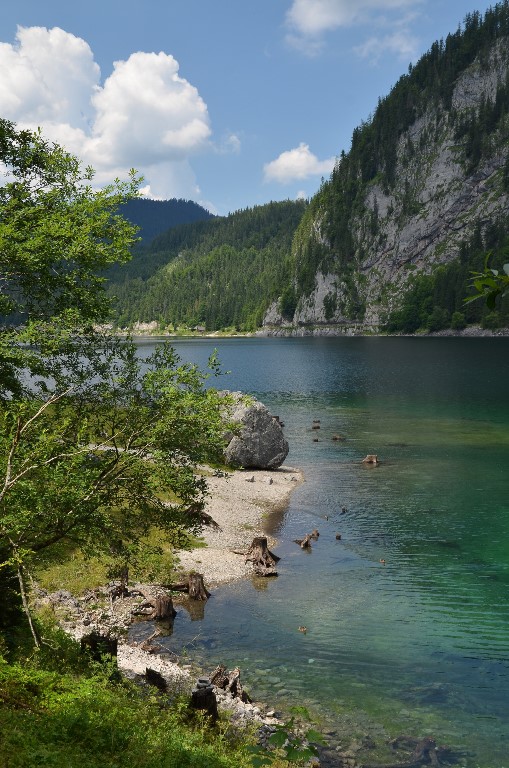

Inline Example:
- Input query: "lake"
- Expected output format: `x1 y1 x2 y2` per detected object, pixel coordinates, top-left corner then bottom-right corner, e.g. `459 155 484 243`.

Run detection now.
134 336 509 767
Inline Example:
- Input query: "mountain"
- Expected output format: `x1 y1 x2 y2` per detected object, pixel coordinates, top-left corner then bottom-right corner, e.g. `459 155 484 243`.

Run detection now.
267 2 509 333
121 198 214 245
109 200 307 330
111 3 509 333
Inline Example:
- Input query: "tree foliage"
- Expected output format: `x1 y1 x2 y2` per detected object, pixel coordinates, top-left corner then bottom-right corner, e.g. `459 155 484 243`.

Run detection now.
0 121 232 645
108 200 307 331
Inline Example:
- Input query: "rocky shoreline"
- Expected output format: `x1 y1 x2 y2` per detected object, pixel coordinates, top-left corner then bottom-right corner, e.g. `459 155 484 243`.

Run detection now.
40 465 304 733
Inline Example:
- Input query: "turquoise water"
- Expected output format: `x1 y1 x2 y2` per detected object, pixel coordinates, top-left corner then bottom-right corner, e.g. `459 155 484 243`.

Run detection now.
134 337 509 766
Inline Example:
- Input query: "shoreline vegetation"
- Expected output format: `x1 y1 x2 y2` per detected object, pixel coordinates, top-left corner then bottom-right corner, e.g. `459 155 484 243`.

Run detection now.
38 466 305 730
107 322 509 339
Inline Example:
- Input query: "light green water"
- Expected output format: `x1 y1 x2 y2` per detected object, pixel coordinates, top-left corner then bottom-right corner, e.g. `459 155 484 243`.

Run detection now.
133 336 509 766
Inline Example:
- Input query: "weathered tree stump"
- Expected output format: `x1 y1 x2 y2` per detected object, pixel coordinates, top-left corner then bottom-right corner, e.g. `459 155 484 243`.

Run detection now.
136 588 176 621
245 537 280 576
190 677 218 721
294 534 312 549
145 667 167 692
362 454 379 464
310 529 320 539
166 573 211 601
210 664 251 703
81 631 118 660
153 594 176 620
188 572 211 601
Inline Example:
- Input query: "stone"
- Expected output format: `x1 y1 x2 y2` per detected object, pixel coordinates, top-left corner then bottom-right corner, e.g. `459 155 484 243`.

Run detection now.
222 391 289 469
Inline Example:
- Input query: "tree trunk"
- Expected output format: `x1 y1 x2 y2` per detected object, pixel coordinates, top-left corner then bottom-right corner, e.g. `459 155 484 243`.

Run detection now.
188 572 211 601
163 573 211 600
152 594 176 620
245 536 279 576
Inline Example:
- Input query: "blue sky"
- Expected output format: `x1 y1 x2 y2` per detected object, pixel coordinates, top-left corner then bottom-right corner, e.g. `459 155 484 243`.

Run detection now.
0 0 497 214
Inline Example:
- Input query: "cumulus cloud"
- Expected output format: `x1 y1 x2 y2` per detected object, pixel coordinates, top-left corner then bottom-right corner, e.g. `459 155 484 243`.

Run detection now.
264 143 335 184
0 26 211 199
285 0 423 58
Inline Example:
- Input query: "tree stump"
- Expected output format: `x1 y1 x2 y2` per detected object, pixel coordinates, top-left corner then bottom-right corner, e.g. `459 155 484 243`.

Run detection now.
152 594 176 620
190 677 218 721
245 536 280 576
188 572 211 601
165 573 211 600
136 588 176 621
145 667 167 692
81 631 118 660
310 529 320 539
210 664 251 703
294 534 312 549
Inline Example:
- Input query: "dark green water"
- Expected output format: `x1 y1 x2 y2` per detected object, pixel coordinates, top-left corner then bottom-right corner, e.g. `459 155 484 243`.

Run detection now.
134 336 509 766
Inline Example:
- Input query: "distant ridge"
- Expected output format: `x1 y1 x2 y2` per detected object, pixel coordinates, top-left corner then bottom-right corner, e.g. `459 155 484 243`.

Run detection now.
121 198 214 245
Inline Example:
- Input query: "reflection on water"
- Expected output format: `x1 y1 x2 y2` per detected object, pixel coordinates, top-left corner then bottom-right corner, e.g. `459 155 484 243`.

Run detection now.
132 337 509 766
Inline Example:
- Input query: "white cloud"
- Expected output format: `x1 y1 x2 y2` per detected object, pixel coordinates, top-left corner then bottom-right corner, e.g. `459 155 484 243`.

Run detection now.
286 0 423 58
355 30 419 62
0 26 211 199
264 143 335 184
217 132 241 155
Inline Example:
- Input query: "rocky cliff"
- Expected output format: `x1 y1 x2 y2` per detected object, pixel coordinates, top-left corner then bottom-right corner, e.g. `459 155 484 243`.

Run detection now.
264 10 509 333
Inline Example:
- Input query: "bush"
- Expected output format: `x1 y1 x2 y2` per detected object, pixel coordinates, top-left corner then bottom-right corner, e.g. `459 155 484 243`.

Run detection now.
451 311 466 330
481 311 502 329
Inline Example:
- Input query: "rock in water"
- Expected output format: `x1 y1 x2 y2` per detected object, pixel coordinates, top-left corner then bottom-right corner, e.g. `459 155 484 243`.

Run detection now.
222 392 289 469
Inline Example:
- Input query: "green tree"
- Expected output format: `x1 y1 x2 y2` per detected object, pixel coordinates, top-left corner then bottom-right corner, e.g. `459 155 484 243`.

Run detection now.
0 121 231 646
0 118 139 399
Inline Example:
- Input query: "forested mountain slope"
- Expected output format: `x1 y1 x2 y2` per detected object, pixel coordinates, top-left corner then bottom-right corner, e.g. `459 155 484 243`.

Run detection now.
268 2 509 333
111 2 509 334
122 198 214 245
110 200 306 330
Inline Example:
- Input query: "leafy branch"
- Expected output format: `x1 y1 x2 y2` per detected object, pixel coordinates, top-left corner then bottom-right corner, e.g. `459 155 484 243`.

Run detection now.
465 251 509 309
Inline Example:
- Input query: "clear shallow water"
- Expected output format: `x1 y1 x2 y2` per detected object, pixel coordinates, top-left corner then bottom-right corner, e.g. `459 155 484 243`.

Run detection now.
134 337 509 766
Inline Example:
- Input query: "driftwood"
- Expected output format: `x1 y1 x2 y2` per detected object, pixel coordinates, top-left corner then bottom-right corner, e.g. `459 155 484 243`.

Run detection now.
245 537 280 576
294 534 312 549
210 664 251 703
138 629 163 653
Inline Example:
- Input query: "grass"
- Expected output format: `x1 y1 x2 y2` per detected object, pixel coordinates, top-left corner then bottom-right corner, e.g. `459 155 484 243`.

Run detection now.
0 619 295 768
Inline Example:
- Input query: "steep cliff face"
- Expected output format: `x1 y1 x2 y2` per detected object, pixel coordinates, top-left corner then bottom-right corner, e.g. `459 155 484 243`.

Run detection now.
265 27 509 332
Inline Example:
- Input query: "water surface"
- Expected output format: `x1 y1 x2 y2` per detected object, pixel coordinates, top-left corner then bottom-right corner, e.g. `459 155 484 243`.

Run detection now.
134 337 509 766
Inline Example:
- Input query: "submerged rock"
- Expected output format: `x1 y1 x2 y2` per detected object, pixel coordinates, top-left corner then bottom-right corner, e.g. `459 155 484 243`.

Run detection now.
222 391 289 469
